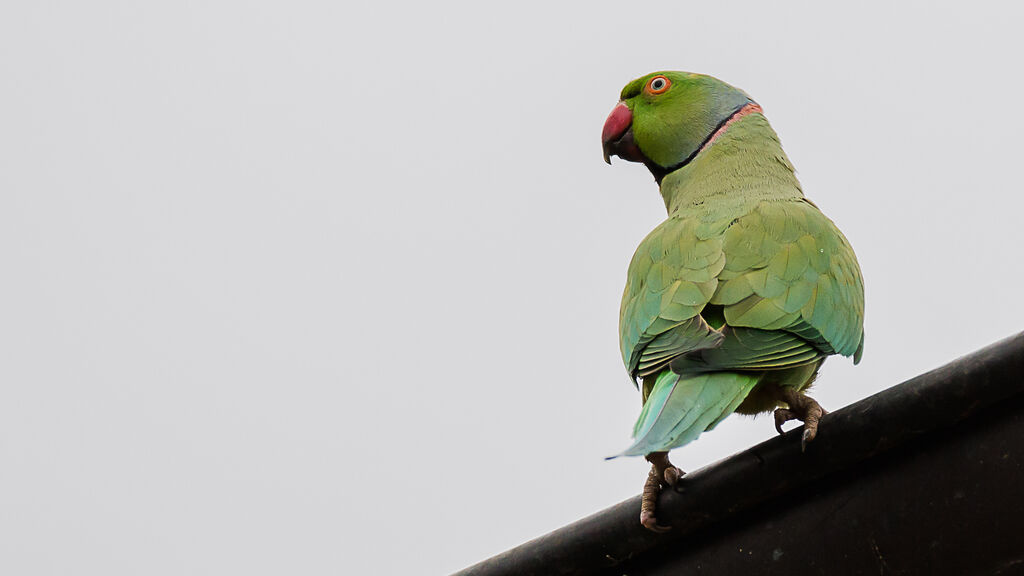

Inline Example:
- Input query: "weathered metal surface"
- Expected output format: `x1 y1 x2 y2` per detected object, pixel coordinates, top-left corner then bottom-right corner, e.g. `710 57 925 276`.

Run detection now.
623 393 1024 575
454 332 1024 576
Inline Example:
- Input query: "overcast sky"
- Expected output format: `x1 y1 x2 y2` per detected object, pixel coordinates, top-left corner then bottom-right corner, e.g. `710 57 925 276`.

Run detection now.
2 1 1023 574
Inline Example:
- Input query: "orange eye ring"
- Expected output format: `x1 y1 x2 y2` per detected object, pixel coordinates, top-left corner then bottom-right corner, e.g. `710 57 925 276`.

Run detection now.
646 75 671 95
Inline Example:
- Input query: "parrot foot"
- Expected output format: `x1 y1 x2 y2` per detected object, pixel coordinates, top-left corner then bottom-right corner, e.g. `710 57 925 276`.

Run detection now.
640 451 684 533
773 388 828 452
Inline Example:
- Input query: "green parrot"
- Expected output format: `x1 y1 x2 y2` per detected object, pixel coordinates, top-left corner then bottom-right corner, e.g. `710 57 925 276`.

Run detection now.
601 72 864 532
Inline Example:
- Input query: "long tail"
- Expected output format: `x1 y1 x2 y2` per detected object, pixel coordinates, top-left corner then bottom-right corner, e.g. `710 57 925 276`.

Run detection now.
611 370 762 458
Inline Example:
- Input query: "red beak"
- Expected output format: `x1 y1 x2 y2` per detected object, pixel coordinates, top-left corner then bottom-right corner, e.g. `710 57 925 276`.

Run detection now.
601 102 644 164
602 102 632 144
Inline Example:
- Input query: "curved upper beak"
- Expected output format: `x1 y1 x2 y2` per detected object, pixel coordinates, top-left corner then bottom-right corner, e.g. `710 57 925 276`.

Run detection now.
601 101 645 164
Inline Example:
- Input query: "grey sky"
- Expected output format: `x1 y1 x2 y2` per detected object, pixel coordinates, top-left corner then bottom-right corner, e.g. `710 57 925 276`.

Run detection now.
2 1 1023 574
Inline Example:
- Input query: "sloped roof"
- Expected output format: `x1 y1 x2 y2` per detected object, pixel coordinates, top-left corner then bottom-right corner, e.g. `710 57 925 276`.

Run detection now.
455 332 1024 576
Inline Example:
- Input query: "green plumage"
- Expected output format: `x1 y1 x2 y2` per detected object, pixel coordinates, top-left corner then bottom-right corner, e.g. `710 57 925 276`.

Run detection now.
620 370 761 457
610 72 865 456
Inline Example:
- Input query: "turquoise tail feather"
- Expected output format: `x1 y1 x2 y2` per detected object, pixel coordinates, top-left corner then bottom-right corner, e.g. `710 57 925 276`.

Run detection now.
612 370 762 458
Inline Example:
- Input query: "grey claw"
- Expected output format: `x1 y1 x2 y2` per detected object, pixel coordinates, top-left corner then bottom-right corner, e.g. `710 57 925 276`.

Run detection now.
801 428 815 452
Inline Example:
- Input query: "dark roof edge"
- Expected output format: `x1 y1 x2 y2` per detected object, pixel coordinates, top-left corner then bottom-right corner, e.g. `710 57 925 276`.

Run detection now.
454 331 1024 576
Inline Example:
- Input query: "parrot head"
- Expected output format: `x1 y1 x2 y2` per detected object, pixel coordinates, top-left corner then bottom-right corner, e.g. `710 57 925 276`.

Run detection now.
602 71 757 181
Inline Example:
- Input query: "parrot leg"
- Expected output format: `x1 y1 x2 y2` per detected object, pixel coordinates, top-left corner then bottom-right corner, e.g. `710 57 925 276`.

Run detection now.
773 387 828 452
640 451 684 533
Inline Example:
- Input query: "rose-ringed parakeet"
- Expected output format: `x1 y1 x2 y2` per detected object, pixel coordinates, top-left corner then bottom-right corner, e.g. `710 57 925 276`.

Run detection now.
601 72 864 532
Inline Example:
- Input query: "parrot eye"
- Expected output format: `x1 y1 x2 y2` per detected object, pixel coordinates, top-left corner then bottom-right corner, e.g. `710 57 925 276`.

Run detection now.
647 76 671 95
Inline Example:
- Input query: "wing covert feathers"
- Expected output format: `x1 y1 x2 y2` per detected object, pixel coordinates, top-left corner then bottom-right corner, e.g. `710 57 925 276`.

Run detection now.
713 199 864 360
619 198 865 380
619 217 729 377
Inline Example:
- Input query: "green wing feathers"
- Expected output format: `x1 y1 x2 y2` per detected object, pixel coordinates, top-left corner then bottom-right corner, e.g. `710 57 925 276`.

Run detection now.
619 198 865 384
616 198 864 455
712 199 865 362
619 216 731 378
670 326 824 373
